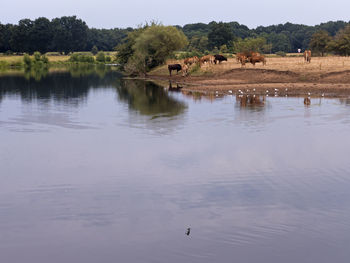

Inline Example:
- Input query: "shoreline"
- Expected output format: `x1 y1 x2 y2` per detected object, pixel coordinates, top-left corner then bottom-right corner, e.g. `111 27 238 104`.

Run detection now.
145 67 350 97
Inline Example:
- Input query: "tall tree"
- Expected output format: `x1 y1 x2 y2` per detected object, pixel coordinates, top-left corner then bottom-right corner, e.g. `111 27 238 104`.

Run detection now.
309 30 332 56
207 22 234 50
30 17 53 53
51 16 88 54
332 25 350 56
120 23 188 75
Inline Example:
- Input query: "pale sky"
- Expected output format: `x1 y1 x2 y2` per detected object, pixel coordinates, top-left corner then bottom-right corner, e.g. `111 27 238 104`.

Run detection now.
1 0 349 29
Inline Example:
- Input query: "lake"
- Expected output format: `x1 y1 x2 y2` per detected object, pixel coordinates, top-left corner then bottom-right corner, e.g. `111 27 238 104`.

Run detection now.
1 67 350 263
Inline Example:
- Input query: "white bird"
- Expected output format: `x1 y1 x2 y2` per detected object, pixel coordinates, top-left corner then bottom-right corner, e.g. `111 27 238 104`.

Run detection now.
322 93 325 97
285 88 288 91
228 90 233 94
253 88 256 92
266 90 269 93
308 92 311 96
216 91 219 94
274 88 279 91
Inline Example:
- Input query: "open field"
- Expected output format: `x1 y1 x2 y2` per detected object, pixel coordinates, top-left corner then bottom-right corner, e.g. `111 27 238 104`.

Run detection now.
0 51 118 67
148 56 350 97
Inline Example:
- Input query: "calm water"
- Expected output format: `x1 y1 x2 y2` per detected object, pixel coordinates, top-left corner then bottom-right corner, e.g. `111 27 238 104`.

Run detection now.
1 68 350 263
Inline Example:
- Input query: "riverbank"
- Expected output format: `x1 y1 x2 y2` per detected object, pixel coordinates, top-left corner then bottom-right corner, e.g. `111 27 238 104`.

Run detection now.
147 57 350 97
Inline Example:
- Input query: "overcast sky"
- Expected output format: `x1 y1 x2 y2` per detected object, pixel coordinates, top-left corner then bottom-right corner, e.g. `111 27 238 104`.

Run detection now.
1 0 349 29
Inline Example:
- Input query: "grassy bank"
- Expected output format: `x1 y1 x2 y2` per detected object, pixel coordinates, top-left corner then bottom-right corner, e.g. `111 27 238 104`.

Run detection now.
0 51 118 70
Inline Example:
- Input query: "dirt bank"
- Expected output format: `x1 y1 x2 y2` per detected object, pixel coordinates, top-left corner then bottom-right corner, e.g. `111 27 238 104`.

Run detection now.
147 58 350 97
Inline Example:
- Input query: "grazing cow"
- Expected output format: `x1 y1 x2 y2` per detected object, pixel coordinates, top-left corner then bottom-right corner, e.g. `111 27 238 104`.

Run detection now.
249 54 266 66
184 56 199 66
199 55 215 66
304 50 311 63
168 64 182 76
182 64 189 77
236 53 249 66
214 54 227 64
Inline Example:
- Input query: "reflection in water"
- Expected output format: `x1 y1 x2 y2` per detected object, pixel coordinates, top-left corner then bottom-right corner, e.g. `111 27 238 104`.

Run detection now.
304 97 311 106
0 68 121 106
168 81 183 92
236 94 265 109
117 79 186 118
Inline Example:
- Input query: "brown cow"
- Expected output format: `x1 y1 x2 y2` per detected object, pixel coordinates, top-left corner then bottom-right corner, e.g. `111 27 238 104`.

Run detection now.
304 50 311 63
249 54 266 66
184 56 199 66
182 64 189 77
199 55 215 66
236 53 249 66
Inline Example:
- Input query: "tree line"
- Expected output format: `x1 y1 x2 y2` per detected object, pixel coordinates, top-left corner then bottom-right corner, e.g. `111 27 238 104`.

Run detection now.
1 16 349 55
0 16 131 54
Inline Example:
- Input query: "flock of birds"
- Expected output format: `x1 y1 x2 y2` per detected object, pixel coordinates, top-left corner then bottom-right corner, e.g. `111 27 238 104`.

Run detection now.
212 88 325 105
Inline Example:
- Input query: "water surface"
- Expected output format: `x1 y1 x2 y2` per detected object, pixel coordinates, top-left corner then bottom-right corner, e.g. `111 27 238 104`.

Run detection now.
1 69 350 263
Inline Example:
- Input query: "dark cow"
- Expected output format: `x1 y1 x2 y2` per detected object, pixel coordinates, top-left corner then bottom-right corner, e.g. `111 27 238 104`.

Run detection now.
214 54 227 64
168 64 182 76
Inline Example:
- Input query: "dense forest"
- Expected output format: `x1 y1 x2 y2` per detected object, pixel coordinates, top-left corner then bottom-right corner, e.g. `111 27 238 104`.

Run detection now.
0 16 349 54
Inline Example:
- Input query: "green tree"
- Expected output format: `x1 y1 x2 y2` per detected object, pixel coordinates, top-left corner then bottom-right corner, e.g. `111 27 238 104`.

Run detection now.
96 51 106 62
208 22 234 50
121 23 188 75
30 17 53 53
332 25 350 56
309 30 332 56
51 16 88 54
233 37 267 53
91 45 98 55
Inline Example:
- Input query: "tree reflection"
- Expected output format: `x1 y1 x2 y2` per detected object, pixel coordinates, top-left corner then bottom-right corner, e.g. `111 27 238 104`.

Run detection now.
0 67 121 106
116 79 186 117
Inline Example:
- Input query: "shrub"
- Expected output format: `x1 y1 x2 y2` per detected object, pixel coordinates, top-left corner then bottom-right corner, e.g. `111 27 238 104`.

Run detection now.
33 51 42 62
96 51 106 63
91 45 98 55
23 54 32 68
276 51 286 57
69 53 95 63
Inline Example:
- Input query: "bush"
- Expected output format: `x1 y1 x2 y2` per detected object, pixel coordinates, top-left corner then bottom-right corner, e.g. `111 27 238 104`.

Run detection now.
96 51 106 63
23 54 32 68
33 52 42 62
69 53 95 63
276 51 286 57
91 45 98 55
105 56 112 62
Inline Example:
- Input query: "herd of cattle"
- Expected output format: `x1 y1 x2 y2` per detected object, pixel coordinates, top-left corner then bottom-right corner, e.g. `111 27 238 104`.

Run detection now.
168 50 312 77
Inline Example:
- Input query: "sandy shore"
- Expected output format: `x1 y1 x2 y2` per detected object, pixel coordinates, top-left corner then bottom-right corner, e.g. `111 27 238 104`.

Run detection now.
147 57 350 97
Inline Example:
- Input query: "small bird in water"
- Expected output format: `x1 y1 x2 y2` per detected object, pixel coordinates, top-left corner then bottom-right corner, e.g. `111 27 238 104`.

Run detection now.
186 228 191 236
